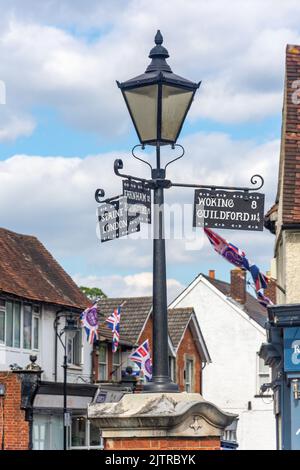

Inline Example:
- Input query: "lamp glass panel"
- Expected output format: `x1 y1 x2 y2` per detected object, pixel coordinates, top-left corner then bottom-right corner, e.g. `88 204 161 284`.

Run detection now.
161 85 193 142
124 85 158 142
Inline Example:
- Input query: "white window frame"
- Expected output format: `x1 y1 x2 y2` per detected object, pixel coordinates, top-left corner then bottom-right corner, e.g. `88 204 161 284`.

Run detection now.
23 303 33 350
112 348 122 382
67 329 82 367
98 343 108 381
256 352 271 395
169 356 176 382
13 301 21 348
0 299 41 351
0 300 5 345
32 306 40 351
185 357 194 393
68 417 104 450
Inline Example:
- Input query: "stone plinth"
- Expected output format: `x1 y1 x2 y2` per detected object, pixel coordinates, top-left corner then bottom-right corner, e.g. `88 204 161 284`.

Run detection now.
88 392 238 450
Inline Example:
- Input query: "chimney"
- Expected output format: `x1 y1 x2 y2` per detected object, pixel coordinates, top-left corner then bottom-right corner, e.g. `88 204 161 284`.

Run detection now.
209 270 215 280
230 268 246 304
264 272 277 304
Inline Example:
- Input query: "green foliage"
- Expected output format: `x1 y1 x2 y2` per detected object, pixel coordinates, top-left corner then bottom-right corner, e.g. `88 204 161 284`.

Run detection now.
79 286 107 302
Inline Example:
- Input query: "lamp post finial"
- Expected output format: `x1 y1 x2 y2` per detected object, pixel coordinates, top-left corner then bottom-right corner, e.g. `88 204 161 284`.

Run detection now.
155 30 163 45
147 30 171 72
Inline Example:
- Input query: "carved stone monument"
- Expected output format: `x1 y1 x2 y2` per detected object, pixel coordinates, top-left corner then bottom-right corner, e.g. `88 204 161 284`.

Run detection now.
88 392 238 450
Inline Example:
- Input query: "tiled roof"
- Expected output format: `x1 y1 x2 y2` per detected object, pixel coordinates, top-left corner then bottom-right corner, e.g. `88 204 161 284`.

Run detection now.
275 45 300 224
97 298 199 349
0 227 89 310
167 307 193 349
203 275 268 328
97 297 153 345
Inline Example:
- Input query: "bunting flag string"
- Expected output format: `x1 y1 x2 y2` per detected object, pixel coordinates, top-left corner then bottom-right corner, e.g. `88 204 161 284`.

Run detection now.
204 227 272 307
80 303 99 344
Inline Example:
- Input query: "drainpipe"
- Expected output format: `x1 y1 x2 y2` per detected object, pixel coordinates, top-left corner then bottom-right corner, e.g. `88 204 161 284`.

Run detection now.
200 362 207 395
54 309 66 382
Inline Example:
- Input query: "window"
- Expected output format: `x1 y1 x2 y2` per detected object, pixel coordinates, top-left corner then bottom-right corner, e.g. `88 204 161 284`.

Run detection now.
257 353 271 395
185 358 194 393
71 416 86 447
67 330 82 366
0 300 5 344
23 304 32 349
6 301 21 348
33 415 63 450
33 316 39 350
14 302 21 348
112 349 121 382
169 356 176 382
5 301 13 347
0 301 40 350
99 344 107 381
69 416 103 450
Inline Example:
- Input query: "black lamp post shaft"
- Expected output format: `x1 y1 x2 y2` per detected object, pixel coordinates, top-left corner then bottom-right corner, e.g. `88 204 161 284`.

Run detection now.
144 145 178 392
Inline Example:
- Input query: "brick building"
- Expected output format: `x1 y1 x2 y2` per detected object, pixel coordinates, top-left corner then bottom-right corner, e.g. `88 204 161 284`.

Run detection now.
0 227 101 450
0 372 29 450
264 44 300 304
94 297 210 393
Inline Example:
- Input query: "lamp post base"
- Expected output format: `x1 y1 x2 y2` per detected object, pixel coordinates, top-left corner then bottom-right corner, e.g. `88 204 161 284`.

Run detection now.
143 378 179 393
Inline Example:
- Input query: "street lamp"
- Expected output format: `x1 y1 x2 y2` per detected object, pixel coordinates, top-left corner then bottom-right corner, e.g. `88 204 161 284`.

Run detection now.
60 317 80 450
118 31 200 393
117 30 199 147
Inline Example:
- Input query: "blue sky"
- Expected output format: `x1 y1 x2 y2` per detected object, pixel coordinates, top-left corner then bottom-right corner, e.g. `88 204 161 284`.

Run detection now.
0 0 297 299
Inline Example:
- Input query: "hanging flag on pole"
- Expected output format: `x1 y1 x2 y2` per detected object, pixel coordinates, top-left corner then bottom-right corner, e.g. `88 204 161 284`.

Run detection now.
80 303 99 344
204 227 272 307
129 339 152 381
106 305 121 353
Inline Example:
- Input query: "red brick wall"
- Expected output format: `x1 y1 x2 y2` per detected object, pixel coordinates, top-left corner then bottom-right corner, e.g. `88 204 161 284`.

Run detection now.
264 278 277 304
176 325 202 393
139 316 202 393
105 437 220 450
0 372 29 450
230 268 246 304
138 315 153 351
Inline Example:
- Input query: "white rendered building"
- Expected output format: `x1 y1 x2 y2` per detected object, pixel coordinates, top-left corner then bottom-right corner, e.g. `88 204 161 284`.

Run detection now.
169 269 276 450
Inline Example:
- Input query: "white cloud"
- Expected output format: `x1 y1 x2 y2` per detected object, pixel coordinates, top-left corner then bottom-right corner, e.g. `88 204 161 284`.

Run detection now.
72 272 184 301
0 131 279 287
0 109 35 141
0 1 300 139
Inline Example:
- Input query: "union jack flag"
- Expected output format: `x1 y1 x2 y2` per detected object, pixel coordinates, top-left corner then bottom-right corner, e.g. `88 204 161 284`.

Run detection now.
106 306 121 353
129 339 152 381
204 227 271 306
204 228 246 268
257 290 273 308
80 303 99 344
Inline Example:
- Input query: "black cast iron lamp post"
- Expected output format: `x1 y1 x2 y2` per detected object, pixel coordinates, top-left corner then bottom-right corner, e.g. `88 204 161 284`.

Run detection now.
118 31 200 393
96 32 265 392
